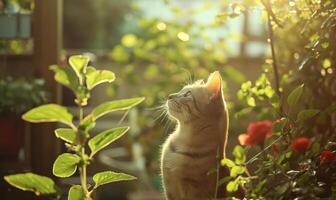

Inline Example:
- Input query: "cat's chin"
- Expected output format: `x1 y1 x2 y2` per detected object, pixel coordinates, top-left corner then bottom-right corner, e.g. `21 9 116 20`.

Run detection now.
166 106 181 121
167 109 179 120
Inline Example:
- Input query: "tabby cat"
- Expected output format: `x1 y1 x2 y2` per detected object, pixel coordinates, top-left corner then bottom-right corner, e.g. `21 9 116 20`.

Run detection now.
161 71 241 200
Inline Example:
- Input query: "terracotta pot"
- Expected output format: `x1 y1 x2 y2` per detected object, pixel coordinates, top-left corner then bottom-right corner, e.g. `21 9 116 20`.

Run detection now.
0 116 24 159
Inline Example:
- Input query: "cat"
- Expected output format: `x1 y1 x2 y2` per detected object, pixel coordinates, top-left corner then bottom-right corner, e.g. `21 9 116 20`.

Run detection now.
160 71 241 200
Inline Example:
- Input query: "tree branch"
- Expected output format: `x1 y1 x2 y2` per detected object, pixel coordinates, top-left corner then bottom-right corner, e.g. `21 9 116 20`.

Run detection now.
261 0 283 115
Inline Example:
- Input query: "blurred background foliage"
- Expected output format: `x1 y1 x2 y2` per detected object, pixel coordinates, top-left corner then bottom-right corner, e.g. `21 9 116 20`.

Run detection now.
0 77 48 116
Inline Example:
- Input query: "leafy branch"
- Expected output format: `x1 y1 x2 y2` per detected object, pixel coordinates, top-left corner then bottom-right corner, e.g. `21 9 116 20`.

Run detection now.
4 55 145 199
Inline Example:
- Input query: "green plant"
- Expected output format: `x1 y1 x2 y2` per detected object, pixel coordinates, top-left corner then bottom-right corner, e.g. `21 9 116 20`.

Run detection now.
0 77 48 116
214 0 336 199
3 55 145 199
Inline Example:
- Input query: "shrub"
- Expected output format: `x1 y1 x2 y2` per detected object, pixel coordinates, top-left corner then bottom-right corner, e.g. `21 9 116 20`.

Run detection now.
218 0 336 199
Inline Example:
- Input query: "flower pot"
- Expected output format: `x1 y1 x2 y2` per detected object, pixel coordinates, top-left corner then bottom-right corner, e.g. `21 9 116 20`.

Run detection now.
0 116 24 159
0 13 32 39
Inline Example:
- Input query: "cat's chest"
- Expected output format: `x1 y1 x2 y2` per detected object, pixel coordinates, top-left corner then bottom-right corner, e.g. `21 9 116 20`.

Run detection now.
162 137 217 173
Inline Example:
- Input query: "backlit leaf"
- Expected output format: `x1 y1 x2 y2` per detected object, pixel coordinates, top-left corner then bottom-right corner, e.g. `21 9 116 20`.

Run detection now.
287 84 304 106
68 185 84 200
221 158 235 168
22 104 73 127
69 55 90 84
247 96 256 107
86 67 115 90
50 65 79 92
93 171 136 188
230 166 245 178
4 173 57 195
89 97 145 120
226 180 239 192
89 127 129 156
53 153 80 178
55 128 77 143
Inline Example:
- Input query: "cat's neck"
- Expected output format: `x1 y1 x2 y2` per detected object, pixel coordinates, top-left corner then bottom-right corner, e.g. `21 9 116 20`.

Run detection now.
179 118 219 134
173 117 223 144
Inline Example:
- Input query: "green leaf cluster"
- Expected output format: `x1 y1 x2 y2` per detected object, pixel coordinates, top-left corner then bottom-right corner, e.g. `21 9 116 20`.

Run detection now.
4 55 144 199
219 146 248 194
235 73 278 120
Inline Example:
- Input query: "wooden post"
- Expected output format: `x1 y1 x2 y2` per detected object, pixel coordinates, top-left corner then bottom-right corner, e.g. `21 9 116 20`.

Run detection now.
31 0 63 176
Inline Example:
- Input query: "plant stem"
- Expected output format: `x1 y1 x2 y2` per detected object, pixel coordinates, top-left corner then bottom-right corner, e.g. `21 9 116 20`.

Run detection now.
79 106 84 122
245 135 284 165
265 1 280 97
78 105 90 198
81 147 89 196
262 0 284 117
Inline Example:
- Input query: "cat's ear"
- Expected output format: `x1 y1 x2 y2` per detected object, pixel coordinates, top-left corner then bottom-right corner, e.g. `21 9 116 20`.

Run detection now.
206 71 222 101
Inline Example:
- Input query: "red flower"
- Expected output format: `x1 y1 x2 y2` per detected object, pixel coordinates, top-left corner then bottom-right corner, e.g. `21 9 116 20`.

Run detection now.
291 137 311 153
238 120 272 146
320 150 336 165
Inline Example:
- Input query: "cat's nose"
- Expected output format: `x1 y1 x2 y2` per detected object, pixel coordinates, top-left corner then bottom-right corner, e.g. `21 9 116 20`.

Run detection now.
168 94 177 100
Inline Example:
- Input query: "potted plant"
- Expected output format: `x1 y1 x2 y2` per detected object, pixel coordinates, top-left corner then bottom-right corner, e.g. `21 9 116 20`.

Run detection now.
0 77 48 159
0 0 32 39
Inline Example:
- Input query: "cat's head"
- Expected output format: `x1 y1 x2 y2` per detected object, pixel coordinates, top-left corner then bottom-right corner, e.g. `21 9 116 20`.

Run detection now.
166 71 225 123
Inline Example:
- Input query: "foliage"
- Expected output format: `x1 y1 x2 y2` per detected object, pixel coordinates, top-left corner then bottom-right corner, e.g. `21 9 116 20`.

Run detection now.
215 0 336 199
3 55 144 199
0 77 48 116
110 1 247 108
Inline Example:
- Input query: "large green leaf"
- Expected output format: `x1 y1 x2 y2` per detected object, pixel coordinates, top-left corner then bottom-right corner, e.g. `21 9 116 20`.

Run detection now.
69 55 90 84
93 171 136 188
55 128 77 143
22 104 73 127
297 109 320 121
86 66 115 90
53 153 80 178
89 97 145 120
4 173 57 195
68 185 84 200
50 65 79 92
287 84 304 106
89 127 129 156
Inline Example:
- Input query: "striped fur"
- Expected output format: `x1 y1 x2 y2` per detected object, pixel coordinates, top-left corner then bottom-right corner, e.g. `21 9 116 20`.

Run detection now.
160 71 232 200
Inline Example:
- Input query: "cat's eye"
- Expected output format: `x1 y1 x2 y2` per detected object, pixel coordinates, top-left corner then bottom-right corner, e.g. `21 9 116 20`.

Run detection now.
183 91 192 97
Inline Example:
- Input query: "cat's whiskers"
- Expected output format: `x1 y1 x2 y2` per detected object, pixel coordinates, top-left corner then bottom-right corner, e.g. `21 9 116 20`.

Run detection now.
153 110 167 123
145 104 167 111
152 103 168 124
162 113 173 134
